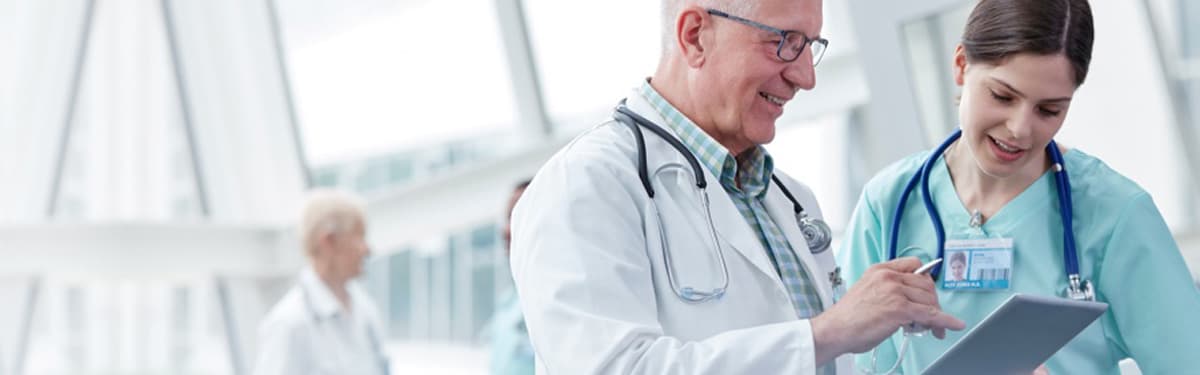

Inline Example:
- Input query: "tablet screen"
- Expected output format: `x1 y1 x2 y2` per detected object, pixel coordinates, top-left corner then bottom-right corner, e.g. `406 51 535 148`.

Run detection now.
922 294 1108 375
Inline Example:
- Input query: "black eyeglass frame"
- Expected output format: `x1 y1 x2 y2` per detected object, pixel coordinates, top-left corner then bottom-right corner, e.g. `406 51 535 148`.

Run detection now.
706 8 829 66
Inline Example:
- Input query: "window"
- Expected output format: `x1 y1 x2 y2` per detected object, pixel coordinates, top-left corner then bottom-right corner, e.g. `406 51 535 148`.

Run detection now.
284 0 518 166
900 4 972 142
522 0 660 127
767 114 854 232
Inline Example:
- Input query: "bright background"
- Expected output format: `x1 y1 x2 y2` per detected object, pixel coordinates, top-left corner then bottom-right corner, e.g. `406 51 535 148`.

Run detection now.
0 0 1197 373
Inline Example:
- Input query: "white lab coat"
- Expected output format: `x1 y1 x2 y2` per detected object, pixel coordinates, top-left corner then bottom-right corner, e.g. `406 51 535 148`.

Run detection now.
510 91 852 374
252 267 389 375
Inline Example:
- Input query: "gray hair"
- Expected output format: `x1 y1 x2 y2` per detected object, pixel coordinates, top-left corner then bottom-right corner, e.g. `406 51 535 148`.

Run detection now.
300 189 366 256
660 0 758 56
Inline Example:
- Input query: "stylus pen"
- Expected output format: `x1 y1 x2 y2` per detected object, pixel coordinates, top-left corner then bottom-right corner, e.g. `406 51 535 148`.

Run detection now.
914 258 943 275
906 258 943 334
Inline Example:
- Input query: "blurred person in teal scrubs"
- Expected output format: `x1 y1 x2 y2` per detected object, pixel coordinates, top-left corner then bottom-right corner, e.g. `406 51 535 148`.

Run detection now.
838 0 1200 373
489 179 534 375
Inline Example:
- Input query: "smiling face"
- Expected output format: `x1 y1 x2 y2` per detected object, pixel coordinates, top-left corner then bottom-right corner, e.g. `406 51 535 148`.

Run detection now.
690 0 823 154
950 259 966 280
954 48 1077 180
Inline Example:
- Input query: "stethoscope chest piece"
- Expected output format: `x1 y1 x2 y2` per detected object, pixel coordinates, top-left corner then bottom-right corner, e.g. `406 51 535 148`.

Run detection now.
798 213 832 254
1066 274 1095 301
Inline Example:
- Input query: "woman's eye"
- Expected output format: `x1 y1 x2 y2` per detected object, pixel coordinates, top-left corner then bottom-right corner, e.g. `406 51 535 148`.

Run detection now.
1039 107 1062 117
989 90 1013 103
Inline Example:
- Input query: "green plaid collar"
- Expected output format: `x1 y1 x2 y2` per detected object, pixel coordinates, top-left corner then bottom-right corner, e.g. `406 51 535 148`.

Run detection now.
637 81 774 197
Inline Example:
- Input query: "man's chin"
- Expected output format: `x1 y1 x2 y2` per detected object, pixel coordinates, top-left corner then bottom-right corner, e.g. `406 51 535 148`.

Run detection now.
746 122 777 146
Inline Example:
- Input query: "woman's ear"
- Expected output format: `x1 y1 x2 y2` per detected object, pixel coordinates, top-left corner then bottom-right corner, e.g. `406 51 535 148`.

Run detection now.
952 44 968 86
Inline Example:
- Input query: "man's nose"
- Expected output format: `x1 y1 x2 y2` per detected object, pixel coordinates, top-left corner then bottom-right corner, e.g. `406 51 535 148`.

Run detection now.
782 59 816 91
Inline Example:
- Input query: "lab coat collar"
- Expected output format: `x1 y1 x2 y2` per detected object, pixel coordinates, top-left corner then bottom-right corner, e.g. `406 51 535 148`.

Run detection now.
623 91 790 294
300 266 348 320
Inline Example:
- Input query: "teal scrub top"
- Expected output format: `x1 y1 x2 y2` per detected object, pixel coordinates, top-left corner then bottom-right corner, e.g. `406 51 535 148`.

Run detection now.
489 290 535 375
837 148 1200 374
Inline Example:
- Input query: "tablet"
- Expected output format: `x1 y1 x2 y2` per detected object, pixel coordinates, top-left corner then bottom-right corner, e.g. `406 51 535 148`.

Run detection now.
922 293 1108 375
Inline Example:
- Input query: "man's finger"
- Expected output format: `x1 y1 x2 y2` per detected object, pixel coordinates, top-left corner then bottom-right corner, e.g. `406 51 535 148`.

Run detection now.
932 327 946 339
875 257 922 273
898 283 938 306
898 272 938 292
913 307 965 331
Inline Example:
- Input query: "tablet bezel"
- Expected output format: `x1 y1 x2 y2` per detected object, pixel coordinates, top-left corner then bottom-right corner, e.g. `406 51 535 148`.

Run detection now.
921 293 1108 375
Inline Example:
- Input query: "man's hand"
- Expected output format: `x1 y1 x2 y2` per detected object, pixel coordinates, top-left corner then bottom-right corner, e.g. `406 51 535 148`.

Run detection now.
811 257 966 365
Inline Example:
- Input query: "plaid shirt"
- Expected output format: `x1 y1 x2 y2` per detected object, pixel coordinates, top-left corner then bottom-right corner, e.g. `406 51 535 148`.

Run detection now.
637 82 825 319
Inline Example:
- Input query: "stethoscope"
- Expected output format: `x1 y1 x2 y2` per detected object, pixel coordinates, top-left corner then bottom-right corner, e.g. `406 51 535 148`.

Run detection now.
300 282 392 375
888 128 1094 302
612 100 834 303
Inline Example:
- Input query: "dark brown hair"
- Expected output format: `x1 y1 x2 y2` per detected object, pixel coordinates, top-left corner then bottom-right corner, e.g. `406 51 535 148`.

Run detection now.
950 251 967 266
961 0 1095 86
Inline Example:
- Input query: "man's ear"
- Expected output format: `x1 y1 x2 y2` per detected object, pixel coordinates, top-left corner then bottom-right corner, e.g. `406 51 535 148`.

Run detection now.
952 44 968 86
676 7 710 68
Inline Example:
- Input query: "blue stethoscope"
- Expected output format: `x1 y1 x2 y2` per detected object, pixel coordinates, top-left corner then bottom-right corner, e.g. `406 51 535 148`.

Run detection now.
612 101 835 303
889 129 1094 301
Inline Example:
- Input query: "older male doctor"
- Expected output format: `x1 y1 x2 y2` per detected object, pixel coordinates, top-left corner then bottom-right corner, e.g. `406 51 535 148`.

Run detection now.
509 0 964 373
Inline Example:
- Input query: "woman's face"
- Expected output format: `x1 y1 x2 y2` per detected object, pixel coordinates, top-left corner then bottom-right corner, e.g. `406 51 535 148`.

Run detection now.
950 260 966 280
954 48 1078 179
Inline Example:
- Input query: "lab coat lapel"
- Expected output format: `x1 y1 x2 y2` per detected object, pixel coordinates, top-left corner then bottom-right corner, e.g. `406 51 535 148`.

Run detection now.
623 93 786 286
702 183 791 287
763 181 833 308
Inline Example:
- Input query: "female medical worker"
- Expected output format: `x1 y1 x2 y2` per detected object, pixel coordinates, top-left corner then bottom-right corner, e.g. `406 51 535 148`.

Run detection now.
837 0 1200 373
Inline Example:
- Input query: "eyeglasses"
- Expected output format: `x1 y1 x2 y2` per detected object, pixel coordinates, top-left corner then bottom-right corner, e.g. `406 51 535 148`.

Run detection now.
706 9 829 66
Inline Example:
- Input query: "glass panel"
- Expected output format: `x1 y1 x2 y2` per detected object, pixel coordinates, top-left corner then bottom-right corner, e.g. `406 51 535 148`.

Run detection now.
900 3 972 143
470 223 497 252
1178 0 1200 275
392 251 413 339
1185 0 1200 59
1180 0 1200 169
411 252 432 341
767 114 851 231
447 235 466 342
282 0 518 166
430 244 451 340
471 262 496 341
522 0 660 127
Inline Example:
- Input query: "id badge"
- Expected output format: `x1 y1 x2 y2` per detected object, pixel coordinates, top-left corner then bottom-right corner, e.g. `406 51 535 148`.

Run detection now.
941 238 1013 291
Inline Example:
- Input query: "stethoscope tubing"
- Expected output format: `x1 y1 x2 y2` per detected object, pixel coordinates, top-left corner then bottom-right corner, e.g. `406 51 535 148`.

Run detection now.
612 101 833 303
888 129 1081 281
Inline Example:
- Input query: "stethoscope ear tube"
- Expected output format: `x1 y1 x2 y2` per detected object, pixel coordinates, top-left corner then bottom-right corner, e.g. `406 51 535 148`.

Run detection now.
611 101 838 303
616 102 706 192
1048 142 1080 277
889 167 924 261
615 108 655 198
918 130 960 278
